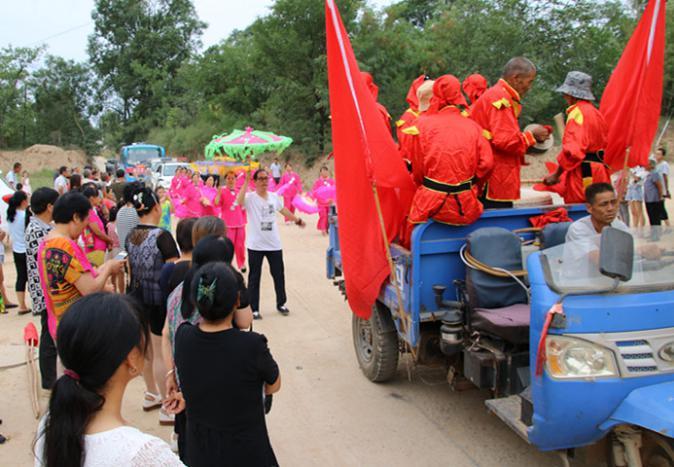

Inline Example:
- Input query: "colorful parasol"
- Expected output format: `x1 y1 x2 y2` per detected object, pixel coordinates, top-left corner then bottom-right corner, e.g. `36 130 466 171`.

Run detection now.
191 156 260 177
205 127 293 161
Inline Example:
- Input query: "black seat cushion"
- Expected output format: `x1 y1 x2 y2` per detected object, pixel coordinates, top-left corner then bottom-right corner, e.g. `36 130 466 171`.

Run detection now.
472 304 530 344
540 222 571 249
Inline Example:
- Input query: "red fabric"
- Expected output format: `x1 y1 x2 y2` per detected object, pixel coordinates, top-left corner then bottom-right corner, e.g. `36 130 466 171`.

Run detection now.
326 0 416 319
462 74 488 105
470 79 536 201
405 75 427 111
528 208 572 229
407 95 494 229
428 75 467 113
361 71 392 130
600 0 665 171
23 322 39 347
538 101 610 203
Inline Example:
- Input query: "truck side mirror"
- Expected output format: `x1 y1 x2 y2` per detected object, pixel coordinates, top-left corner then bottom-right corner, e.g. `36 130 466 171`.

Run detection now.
599 227 634 282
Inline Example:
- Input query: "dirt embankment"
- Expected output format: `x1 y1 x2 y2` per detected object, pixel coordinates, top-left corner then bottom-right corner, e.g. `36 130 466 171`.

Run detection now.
0 144 88 174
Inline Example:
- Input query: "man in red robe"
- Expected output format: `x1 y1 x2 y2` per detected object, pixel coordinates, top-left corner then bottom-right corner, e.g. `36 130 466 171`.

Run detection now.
395 75 428 141
405 75 494 242
470 57 550 208
543 71 610 204
398 79 434 175
462 74 488 110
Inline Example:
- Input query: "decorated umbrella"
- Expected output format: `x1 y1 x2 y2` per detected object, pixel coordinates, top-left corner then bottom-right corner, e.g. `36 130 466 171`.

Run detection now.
205 127 293 161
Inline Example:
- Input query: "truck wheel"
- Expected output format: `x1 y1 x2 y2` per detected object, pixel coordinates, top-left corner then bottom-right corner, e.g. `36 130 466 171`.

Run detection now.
352 303 399 382
641 432 674 467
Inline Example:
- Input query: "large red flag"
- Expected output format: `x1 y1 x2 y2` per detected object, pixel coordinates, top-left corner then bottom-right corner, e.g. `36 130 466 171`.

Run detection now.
600 0 666 170
325 0 415 319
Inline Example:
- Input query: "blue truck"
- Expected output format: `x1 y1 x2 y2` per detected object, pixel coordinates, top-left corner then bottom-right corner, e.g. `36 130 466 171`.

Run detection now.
120 143 166 169
327 205 674 466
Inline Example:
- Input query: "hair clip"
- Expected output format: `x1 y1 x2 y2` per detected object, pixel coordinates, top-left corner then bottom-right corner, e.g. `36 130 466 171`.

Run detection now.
197 276 217 303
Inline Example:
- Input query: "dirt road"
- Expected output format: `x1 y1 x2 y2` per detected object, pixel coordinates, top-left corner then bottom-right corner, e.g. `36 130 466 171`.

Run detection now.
2 215 566 466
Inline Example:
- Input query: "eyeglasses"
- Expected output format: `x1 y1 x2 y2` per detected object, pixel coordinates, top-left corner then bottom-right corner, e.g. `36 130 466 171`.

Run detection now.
256 177 269 181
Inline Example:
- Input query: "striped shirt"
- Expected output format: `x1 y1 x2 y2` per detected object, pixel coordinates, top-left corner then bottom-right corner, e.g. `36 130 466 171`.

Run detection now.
116 206 140 252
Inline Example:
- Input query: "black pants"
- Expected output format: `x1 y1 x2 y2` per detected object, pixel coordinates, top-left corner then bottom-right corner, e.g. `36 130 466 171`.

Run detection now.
658 200 669 221
39 308 57 389
247 249 286 312
646 202 662 226
13 251 27 292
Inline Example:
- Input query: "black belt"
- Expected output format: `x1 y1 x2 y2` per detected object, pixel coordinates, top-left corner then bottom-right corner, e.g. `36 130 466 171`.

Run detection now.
583 150 605 164
423 177 475 194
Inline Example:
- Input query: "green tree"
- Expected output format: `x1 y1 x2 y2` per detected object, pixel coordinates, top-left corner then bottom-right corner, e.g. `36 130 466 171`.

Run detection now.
0 46 41 148
88 0 205 144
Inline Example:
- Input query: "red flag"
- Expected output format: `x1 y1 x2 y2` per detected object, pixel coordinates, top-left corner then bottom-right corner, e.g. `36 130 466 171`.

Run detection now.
600 0 666 170
326 0 415 319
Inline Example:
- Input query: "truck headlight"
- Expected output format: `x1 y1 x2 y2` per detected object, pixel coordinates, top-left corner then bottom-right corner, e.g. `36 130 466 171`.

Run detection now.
659 342 674 362
546 335 618 379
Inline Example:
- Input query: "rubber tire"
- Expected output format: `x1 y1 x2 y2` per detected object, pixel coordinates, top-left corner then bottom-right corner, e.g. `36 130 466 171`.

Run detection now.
352 303 399 382
641 431 674 467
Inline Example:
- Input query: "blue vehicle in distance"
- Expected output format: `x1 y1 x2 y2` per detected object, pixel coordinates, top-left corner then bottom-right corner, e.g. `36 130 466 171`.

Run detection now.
120 143 166 170
327 205 674 466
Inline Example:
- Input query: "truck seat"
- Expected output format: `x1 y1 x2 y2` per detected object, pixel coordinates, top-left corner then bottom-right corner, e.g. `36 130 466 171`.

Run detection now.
465 227 529 344
540 222 572 249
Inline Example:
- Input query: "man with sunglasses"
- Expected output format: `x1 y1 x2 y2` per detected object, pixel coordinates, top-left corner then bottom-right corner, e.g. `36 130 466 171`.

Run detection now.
237 163 306 319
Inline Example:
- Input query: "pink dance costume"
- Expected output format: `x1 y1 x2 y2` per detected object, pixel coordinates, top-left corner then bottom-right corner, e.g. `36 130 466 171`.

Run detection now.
219 186 247 269
312 177 335 233
170 175 192 219
201 185 218 217
279 171 303 221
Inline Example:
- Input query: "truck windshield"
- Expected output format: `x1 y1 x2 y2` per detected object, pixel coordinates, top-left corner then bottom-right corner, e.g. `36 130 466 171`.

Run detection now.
541 227 674 294
125 148 161 164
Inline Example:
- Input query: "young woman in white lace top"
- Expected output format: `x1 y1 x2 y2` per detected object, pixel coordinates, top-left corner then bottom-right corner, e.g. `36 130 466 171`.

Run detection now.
34 293 184 467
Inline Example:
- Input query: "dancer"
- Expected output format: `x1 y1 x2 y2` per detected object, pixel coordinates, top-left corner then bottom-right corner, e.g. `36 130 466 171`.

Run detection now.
278 163 303 223
311 166 335 235
218 171 247 271
200 175 219 217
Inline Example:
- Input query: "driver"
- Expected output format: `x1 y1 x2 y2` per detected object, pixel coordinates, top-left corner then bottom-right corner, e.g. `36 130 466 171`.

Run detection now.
565 183 660 273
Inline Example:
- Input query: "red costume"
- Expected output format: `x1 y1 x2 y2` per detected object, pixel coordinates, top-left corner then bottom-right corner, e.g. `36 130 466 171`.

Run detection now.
555 101 610 203
462 74 488 109
470 79 536 202
395 75 426 169
407 76 494 231
361 72 391 131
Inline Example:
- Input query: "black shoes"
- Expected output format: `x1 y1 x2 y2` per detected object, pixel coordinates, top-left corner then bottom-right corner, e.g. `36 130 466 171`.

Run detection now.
277 305 289 316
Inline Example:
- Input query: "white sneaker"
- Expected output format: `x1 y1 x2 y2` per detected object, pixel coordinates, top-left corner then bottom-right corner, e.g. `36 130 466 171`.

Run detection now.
159 407 175 426
142 392 162 411
169 433 179 453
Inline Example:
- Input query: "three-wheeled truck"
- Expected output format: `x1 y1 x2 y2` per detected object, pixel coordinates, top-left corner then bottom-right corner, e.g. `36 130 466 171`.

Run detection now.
327 205 674 466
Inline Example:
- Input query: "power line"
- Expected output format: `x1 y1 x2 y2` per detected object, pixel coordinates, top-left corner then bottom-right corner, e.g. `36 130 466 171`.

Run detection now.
24 21 93 47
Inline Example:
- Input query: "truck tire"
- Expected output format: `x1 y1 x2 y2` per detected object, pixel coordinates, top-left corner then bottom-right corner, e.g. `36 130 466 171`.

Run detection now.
352 303 399 382
641 431 674 467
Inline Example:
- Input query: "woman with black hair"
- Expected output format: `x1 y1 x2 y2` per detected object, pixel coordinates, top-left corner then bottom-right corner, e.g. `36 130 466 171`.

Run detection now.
125 185 180 422
115 182 141 252
34 293 184 467
38 192 125 342
175 262 279 466
7 190 30 314
25 187 59 388
69 173 82 192
80 186 113 267
162 235 252 462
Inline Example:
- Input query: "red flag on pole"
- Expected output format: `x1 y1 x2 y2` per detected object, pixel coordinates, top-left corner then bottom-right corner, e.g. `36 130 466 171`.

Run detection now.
600 0 666 171
325 0 415 319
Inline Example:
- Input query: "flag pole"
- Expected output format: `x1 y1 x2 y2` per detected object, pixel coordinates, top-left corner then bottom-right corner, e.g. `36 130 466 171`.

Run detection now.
371 183 418 362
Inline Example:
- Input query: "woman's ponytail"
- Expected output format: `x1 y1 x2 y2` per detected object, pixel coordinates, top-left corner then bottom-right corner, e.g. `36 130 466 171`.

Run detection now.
6 191 27 223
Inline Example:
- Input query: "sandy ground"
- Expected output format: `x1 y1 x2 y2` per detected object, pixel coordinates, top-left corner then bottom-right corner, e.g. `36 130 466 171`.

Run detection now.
0 145 87 175
1 204 673 467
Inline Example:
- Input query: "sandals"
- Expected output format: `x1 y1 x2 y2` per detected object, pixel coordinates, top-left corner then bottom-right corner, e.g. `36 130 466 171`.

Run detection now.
142 391 162 411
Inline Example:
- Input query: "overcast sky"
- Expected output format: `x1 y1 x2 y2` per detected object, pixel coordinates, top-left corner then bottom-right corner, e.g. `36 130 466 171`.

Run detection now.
1 0 393 62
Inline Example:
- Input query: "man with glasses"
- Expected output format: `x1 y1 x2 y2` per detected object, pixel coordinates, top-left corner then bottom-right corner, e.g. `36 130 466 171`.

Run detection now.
237 164 306 319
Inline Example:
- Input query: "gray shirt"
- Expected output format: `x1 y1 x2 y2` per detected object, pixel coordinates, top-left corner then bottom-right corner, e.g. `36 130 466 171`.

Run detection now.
116 206 140 252
644 172 663 203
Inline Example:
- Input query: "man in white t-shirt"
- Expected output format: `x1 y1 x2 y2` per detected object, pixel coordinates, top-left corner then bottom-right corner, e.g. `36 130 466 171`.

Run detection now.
237 164 306 319
6 162 21 189
54 166 70 195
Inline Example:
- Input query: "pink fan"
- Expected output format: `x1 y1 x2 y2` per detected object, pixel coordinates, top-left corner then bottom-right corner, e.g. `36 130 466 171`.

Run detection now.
292 194 319 214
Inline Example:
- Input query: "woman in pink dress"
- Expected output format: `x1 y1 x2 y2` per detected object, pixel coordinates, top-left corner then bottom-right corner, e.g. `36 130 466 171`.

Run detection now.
278 163 303 222
201 175 219 217
311 166 336 235
217 171 247 271
180 172 206 218
170 168 192 219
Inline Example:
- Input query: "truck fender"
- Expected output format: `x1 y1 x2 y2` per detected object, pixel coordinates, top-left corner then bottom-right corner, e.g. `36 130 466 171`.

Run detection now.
598 381 674 438
373 302 397 333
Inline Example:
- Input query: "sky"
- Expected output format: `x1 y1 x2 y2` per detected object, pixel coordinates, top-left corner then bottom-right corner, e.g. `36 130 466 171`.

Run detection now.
1 0 394 62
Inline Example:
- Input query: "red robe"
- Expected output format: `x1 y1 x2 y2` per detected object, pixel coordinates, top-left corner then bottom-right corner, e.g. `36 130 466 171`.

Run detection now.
556 101 610 204
407 106 494 227
470 79 536 202
395 75 427 169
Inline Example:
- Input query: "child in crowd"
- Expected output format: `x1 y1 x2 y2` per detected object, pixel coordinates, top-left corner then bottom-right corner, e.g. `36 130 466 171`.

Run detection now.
157 186 173 232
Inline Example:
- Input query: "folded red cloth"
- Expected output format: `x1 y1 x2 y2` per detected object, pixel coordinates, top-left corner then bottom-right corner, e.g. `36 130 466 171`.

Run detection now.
529 207 572 228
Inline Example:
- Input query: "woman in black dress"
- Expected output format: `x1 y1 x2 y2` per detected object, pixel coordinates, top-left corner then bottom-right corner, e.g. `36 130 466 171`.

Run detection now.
175 262 280 467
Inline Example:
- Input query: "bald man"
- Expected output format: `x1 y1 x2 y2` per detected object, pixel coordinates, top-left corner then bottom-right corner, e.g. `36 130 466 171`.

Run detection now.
470 57 550 208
